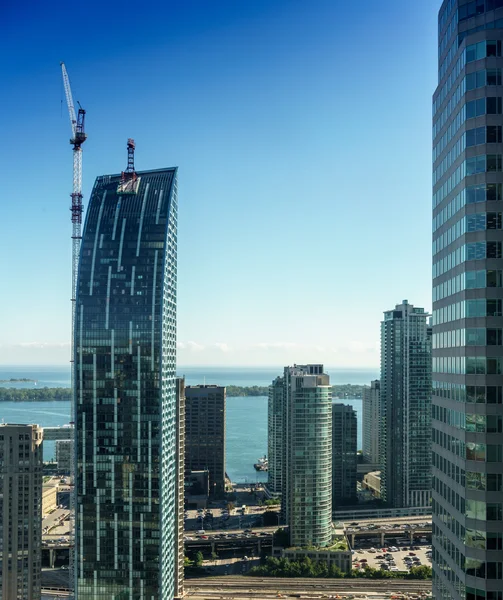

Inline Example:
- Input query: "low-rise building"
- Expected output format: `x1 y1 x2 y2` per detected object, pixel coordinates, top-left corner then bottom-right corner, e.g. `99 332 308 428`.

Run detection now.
273 530 351 573
361 471 381 499
42 483 58 514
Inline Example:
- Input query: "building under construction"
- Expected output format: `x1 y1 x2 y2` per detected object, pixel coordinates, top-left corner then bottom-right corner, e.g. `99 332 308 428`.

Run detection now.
61 65 183 599
74 155 182 599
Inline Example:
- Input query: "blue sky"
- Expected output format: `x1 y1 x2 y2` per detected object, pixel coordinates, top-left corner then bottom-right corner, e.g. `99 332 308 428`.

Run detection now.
0 0 440 366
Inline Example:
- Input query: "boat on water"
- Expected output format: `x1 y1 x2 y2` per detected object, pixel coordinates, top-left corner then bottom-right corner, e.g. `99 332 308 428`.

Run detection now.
254 455 268 472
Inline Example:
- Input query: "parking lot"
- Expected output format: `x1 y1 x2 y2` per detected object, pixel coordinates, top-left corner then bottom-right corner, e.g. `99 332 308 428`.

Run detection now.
352 544 432 573
184 504 279 532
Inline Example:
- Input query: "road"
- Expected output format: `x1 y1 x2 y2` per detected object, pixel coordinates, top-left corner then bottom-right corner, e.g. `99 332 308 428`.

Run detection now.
185 575 432 599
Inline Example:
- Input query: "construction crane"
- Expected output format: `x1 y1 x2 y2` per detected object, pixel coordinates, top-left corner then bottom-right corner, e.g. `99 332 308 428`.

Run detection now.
118 138 139 194
61 61 86 598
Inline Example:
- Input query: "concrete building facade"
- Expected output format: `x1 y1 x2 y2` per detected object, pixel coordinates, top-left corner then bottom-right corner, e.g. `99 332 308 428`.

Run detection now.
380 301 432 509
75 167 180 599
184 385 226 498
332 403 357 509
283 364 333 548
0 424 43 600
433 3 503 599
362 380 381 464
55 440 73 473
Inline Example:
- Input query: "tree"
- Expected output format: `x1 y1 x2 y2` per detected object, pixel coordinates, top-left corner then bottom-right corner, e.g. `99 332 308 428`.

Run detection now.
194 551 204 568
226 502 235 513
273 528 290 547
210 551 218 564
407 565 432 579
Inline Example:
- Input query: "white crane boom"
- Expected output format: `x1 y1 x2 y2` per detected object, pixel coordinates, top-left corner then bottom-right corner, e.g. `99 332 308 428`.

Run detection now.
61 62 77 137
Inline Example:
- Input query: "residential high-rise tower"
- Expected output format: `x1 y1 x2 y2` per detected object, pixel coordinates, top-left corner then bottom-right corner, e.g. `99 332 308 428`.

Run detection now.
283 364 332 548
380 301 432 509
362 380 381 465
433 3 503 598
267 375 285 497
75 167 180 599
0 424 43 600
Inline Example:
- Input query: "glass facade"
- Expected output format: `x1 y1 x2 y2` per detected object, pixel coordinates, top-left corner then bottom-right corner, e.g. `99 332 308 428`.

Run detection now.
380 301 432 509
362 380 381 465
283 365 332 548
332 404 357 509
433 3 503 598
184 386 226 498
75 168 178 600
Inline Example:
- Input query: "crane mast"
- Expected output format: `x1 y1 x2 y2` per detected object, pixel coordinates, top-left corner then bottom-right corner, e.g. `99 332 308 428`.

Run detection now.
61 62 87 598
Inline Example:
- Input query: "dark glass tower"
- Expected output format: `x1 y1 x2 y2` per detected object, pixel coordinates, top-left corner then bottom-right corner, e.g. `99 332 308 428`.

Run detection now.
433 3 503 599
75 167 179 599
184 385 226 498
332 403 357 509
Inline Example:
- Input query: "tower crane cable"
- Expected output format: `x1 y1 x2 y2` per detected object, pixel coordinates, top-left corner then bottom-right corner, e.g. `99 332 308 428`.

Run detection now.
61 61 87 599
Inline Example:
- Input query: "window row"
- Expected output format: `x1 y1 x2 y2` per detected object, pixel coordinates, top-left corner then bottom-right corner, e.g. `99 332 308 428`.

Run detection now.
433 299 502 325
433 183 502 233
466 499 503 522
435 124 503 187
458 15 503 48
458 1 485 23
467 471 503 492
433 240 502 278
433 403 503 432
433 355 503 375
433 211 502 256
433 327 503 348
465 558 503 580
433 380 503 404
434 269 502 301
434 147 503 210
436 40 502 134
459 0 503 23
434 80 502 162
467 587 503 600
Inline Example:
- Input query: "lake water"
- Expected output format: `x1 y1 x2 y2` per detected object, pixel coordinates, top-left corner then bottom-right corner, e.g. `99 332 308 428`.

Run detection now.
0 365 374 481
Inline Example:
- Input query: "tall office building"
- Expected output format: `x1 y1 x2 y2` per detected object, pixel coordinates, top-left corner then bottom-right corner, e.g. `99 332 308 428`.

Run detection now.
282 364 332 548
0 424 43 600
433 3 503 598
75 167 180 599
362 380 381 465
332 403 357 509
267 376 285 496
380 301 432 509
185 385 226 497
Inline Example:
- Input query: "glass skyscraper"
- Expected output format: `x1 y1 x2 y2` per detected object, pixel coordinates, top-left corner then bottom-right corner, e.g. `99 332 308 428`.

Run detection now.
75 167 179 599
332 403 357 509
283 364 332 548
380 301 432 509
433 3 503 599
